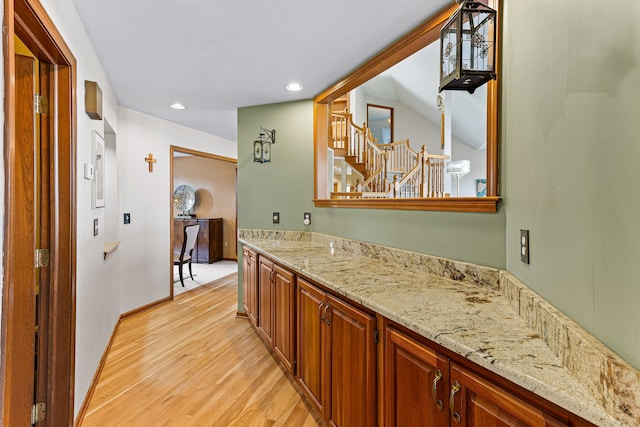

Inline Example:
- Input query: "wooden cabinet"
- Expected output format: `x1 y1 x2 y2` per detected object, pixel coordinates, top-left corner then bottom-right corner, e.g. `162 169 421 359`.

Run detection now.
273 264 296 373
297 277 327 412
174 218 223 264
255 255 297 373
449 363 566 427
297 277 376 427
383 323 569 427
258 257 274 346
242 247 258 326
384 326 450 427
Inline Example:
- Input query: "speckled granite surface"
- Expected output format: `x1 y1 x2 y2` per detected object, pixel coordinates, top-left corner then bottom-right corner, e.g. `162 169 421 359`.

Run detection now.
238 229 638 427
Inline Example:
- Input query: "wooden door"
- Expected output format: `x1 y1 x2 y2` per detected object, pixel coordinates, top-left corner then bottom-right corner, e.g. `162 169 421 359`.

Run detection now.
384 326 449 427
273 264 296 373
450 363 567 427
297 278 326 412
257 257 274 345
326 294 376 427
2 8 76 422
5 47 40 427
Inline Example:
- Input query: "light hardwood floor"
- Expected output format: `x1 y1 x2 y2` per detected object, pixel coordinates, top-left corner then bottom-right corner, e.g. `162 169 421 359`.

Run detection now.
80 274 323 426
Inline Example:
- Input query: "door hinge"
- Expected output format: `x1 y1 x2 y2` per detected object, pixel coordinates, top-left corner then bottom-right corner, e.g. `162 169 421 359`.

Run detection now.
35 248 49 268
374 330 379 344
31 402 46 424
34 94 49 114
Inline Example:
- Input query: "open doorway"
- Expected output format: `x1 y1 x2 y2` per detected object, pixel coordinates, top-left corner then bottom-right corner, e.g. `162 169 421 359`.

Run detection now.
169 146 238 298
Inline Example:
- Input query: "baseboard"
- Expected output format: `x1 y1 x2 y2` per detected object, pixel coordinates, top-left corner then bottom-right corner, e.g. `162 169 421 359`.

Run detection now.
223 256 238 261
235 311 248 318
74 319 121 427
120 296 172 320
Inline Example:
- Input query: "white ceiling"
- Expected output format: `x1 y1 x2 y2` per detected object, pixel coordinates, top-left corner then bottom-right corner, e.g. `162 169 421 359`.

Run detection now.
71 0 452 142
361 41 487 150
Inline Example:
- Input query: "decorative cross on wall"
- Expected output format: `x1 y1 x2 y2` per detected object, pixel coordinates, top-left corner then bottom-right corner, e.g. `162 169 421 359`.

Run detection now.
145 153 157 172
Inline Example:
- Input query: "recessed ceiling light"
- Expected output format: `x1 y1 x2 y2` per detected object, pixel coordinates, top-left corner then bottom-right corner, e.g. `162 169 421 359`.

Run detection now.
170 103 186 110
285 82 303 92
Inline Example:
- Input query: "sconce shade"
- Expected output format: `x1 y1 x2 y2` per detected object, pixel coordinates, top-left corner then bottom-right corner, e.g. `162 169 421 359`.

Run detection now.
446 160 471 175
439 1 496 93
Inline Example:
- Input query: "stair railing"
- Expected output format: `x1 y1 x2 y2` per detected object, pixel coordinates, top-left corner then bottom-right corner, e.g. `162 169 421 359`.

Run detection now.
329 111 349 150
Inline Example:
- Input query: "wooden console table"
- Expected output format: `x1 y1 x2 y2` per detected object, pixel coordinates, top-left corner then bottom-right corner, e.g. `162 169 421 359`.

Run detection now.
174 218 223 264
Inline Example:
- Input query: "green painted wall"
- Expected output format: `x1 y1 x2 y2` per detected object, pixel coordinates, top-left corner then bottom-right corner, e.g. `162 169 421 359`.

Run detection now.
502 0 640 368
237 100 315 231
238 0 640 369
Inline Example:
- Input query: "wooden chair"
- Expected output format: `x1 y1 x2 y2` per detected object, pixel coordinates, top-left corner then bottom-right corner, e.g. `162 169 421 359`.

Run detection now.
174 224 199 287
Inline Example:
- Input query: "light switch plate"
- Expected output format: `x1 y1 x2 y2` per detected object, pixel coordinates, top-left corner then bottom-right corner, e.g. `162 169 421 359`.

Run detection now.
520 229 530 264
84 163 94 179
93 218 99 236
123 213 131 224
272 212 280 224
303 212 311 226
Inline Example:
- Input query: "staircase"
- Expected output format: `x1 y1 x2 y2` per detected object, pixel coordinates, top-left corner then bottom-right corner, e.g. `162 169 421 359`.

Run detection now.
329 110 449 199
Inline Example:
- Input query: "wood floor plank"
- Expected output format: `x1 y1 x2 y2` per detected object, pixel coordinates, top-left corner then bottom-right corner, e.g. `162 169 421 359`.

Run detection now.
80 275 323 426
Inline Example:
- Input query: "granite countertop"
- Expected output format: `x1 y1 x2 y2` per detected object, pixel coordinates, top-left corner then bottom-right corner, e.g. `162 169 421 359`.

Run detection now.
239 235 624 427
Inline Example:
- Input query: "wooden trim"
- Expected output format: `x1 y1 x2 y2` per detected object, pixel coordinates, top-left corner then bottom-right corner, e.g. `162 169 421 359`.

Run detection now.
313 1 502 212
74 320 121 427
314 197 500 213
120 296 172 320
235 311 249 318
170 145 238 164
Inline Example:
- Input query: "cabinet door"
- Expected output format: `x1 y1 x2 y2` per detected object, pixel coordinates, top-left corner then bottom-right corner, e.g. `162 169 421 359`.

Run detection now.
450 363 567 427
247 252 258 325
326 294 376 427
257 257 274 346
297 278 327 413
242 248 258 326
195 219 210 263
384 326 449 427
273 264 296 373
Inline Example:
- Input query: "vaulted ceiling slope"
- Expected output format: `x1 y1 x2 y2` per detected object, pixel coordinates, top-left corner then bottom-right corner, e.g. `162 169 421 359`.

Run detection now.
72 0 451 142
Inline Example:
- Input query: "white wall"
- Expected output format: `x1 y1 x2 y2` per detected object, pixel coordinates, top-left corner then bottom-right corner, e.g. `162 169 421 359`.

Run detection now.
451 140 486 197
117 107 236 316
35 0 122 415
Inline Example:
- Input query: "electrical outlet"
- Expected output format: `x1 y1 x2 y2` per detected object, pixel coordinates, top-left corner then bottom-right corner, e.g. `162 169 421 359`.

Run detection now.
93 218 99 236
272 212 280 224
520 229 530 264
303 212 311 226
123 213 131 224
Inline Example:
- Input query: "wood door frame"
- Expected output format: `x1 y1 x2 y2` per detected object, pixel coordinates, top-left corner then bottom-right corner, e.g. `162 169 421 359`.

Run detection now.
1 0 76 425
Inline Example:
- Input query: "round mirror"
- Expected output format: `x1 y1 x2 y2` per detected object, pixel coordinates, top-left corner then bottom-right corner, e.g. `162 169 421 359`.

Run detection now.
173 184 196 215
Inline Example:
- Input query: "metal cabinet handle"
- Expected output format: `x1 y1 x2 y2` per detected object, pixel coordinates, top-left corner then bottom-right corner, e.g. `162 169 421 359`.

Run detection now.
449 380 461 424
432 369 444 411
323 304 331 325
318 302 324 322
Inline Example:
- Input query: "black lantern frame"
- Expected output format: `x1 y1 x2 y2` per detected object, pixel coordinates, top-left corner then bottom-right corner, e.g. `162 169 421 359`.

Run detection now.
253 127 276 163
439 0 497 93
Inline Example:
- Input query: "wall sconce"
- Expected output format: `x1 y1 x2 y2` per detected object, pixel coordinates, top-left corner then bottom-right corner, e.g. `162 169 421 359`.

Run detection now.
439 0 496 93
446 160 471 197
253 126 276 163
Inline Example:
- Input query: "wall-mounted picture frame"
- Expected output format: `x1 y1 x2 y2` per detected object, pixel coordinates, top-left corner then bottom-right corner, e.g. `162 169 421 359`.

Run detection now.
92 130 105 208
